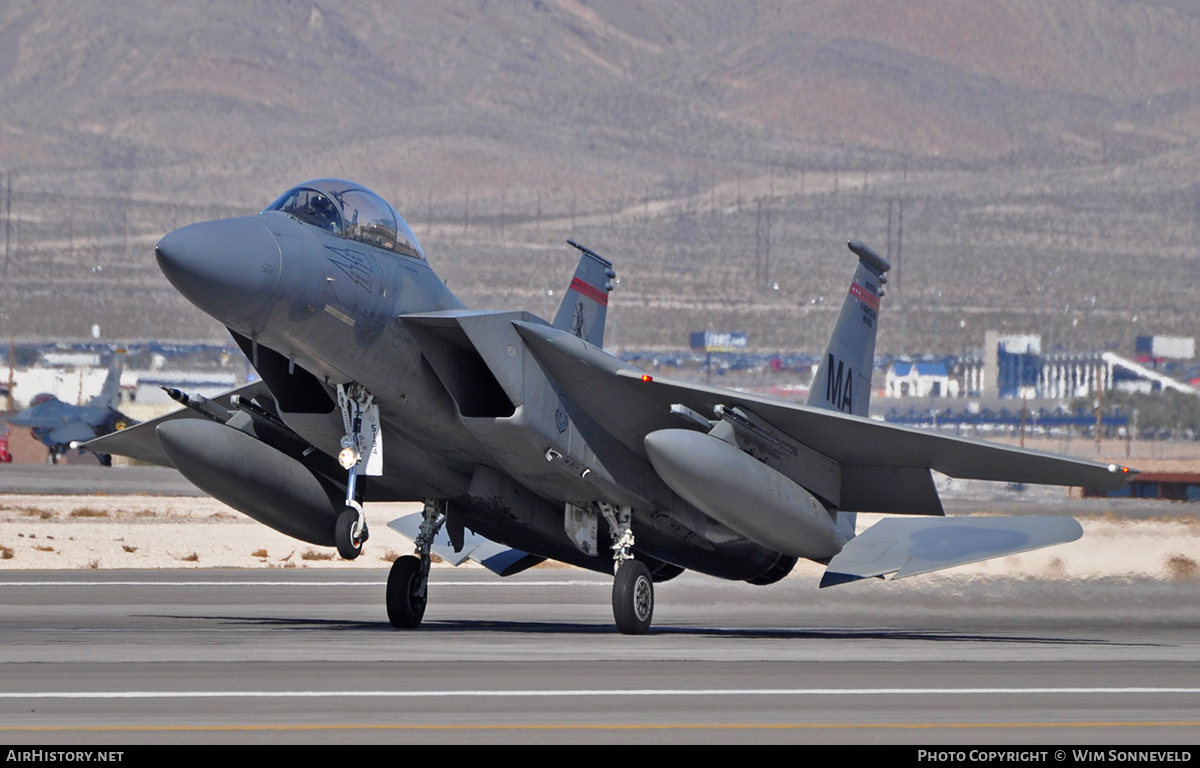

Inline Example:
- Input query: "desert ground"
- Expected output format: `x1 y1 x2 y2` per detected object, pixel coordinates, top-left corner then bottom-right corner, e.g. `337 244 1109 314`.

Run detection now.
1 490 1196 585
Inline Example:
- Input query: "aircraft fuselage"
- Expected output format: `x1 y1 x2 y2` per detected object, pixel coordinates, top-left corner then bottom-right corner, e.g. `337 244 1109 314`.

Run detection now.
156 186 790 582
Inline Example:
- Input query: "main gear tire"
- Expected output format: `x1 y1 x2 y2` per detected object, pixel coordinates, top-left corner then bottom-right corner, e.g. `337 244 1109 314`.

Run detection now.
387 555 427 629
612 560 654 635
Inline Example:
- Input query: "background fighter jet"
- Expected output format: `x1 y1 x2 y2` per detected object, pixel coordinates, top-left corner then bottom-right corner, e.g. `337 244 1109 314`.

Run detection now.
88 179 1135 633
10 350 132 466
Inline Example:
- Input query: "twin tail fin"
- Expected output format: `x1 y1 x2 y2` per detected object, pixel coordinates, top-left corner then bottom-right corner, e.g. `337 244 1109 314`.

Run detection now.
552 240 615 349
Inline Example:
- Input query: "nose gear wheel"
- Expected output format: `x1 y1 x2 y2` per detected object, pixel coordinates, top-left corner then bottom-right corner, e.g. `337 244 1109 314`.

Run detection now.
336 505 367 560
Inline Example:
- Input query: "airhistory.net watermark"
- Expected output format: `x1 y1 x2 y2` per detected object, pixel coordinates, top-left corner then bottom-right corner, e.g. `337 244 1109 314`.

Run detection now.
5 752 124 763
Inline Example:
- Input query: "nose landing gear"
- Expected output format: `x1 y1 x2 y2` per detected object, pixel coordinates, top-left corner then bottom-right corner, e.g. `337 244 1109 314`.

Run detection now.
334 383 381 560
336 505 368 560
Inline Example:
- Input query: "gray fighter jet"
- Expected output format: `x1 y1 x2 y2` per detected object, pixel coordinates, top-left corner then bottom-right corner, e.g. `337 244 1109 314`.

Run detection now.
9 350 132 465
88 179 1135 633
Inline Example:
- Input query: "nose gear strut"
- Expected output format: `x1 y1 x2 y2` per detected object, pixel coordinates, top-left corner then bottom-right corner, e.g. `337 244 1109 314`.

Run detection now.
334 383 382 560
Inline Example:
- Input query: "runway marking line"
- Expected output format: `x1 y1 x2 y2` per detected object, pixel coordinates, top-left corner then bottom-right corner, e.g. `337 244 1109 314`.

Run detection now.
0 721 1198 734
0 580 607 587
0 687 1197 699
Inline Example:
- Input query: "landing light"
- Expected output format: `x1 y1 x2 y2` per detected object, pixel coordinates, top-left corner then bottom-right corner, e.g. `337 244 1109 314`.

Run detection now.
338 446 359 470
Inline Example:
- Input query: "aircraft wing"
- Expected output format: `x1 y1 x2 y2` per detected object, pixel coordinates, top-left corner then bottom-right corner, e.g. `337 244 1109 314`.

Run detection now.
613 370 1132 490
513 324 1134 514
7 400 77 429
82 381 272 467
46 421 102 447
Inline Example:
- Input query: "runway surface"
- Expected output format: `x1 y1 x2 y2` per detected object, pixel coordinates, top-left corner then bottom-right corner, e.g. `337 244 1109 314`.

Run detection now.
1 568 1197 744
0 464 203 496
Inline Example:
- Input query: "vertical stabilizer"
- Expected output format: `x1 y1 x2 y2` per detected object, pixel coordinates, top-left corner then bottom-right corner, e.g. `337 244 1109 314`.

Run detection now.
90 349 125 411
552 240 615 348
807 241 889 417
808 242 890 545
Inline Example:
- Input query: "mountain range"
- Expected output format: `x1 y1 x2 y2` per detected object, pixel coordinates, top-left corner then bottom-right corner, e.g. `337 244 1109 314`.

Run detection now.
1 0 1197 355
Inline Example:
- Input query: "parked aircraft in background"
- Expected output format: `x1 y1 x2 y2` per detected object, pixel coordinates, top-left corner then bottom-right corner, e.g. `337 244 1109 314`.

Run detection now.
10 350 132 465
88 179 1134 633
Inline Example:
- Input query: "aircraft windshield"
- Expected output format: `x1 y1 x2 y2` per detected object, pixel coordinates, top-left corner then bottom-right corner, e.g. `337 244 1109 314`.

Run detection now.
264 180 424 259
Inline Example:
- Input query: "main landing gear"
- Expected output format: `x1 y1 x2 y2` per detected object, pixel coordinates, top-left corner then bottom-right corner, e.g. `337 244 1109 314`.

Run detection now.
600 503 654 634
386 556 425 628
387 499 446 629
380 499 658 634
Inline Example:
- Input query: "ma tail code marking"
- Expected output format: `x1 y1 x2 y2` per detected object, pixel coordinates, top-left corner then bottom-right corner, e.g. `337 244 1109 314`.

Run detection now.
825 354 854 413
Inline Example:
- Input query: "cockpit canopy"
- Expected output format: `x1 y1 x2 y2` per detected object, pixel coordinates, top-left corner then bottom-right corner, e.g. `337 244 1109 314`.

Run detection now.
264 179 424 260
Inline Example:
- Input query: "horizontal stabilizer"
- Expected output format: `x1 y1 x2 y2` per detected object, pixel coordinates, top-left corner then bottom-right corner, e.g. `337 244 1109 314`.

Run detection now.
820 515 1083 587
387 513 545 577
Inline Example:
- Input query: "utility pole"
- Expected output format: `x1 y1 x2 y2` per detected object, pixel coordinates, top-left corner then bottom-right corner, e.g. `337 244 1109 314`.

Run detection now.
5 336 15 412
764 196 771 288
754 199 762 286
1020 394 1028 449
4 172 10 279
887 198 894 264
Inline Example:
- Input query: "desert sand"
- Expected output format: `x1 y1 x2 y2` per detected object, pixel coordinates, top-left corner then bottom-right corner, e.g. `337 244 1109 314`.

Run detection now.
1 493 1197 582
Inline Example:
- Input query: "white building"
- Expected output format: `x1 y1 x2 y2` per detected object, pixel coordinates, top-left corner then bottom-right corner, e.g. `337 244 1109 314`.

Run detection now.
885 361 958 398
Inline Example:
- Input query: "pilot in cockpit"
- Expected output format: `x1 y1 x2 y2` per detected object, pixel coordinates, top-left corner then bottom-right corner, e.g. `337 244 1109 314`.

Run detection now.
308 194 341 233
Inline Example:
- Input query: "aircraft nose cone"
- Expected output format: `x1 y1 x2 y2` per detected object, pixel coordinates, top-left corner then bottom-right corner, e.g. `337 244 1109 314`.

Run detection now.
156 217 283 327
